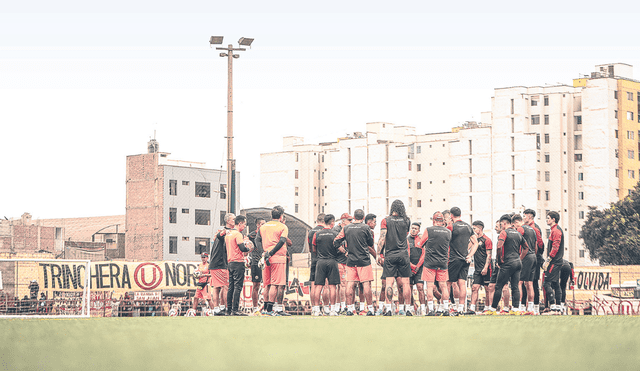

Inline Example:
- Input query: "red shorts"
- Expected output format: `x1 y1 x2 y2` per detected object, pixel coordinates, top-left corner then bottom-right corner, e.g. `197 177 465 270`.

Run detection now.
195 286 211 300
422 268 448 282
209 269 229 288
338 263 347 282
346 265 374 282
263 263 286 286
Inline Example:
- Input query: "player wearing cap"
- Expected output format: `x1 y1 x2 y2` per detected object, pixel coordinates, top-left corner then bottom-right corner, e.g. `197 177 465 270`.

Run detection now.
247 217 265 315
467 220 492 315
333 213 352 314
408 222 426 315
192 252 213 315
225 215 253 316
447 207 478 314
377 200 412 316
420 212 452 315
334 209 376 316
255 206 290 315
312 214 342 316
486 214 529 315
513 214 538 314
208 213 234 315
523 209 545 314
543 211 564 314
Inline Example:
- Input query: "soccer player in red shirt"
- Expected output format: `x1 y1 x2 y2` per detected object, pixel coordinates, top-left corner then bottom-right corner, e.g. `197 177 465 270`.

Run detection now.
543 211 564 314
513 214 538 314
468 221 491 315
192 252 212 314
523 209 545 314
408 222 426 315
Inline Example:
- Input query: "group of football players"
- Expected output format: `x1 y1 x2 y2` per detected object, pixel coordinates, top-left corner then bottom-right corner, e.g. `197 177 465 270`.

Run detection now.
189 201 575 317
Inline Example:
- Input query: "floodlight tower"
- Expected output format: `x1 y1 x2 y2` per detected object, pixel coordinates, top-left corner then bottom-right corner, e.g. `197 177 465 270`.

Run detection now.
209 36 254 214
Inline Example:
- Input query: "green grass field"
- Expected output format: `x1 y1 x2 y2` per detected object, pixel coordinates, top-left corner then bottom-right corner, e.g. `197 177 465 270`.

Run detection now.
2 316 640 370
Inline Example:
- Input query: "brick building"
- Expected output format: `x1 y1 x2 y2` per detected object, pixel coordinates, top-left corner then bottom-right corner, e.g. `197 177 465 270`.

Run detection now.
125 140 238 261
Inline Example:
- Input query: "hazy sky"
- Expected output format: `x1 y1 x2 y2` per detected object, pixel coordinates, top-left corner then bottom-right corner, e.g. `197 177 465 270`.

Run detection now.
2 1 640 219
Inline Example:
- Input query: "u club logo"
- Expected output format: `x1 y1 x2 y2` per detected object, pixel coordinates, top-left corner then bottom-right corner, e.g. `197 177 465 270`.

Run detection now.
134 263 164 290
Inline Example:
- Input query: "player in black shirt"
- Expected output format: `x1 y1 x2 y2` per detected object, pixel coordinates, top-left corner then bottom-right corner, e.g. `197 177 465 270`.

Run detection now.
247 218 266 314
468 220 492 315
377 199 412 316
543 211 564 314
523 209 544 314
333 213 352 314
307 214 325 313
311 214 343 316
408 222 425 315
487 214 529 314
559 259 574 315
208 213 234 315
513 214 537 314
447 207 478 314
334 209 376 316
421 212 452 315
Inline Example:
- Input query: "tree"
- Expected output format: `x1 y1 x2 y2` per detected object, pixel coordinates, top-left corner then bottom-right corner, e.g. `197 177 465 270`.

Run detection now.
579 182 640 265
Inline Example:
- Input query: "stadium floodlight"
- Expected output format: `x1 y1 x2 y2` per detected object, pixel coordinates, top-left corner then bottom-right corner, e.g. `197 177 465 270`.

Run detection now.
0 258 91 318
209 36 224 45
238 37 254 47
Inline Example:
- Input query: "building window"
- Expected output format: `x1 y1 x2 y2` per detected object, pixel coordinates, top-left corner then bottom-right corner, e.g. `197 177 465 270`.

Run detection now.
408 161 412 171
578 173 583 181
575 154 582 162
615 169 619 177
469 196 473 211
628 131 635 140
295 187 299 196
182 208 189 214
417 182 422 189
545 153 550 163
169 208 177 224
511 99 514 114
537 171 541 181
417 146 421 154
295 170 299 179
512 194 515 209
544 115 550 125
182 180 189 186
545 171 550 182
469 140 473 155
511 137 515 152
322 189 324 196
531 115 540 125
408 179 412 189
296 153 299 162
321 172 324 179
628 150 635 160
219 184 226 199
469 177 473 192
195 210 211 226
417 200 422 208
469 158 473 173
628 111 634 121
614 90 618 100
195 237 210 255
322 155 324 162
579 211 585 219
579 250 585 258
295 204 299 213
512 175 515 190
575 115 581 127
628 92 634 101
195 182 210 198
220 211 226 226
531 98 538 106
544 133 550 144
538 190 541 200
544 96 549 106
169 180 177 196
629 170 636 179
536 133 541 149
545 191 550 201
578 192 584 200
511 118 515 133
417 164 422 172
169 236 178 254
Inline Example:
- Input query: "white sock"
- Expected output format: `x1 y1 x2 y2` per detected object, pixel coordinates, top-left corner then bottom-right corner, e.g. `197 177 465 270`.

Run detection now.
378 302 384 310
528 302 534 311
220 305 226 311
214 306 220 313
470 304 476 312
428 301 434 312
398 304 404 312
340 302 346 310
407 305 413 313
457 304 464 312
385 303 392 312
368 305 374 312
359 302 364 311
485 306 494 311
324 305 330 313
348 304 355 312
421 304 426 313
442 300 449 311
454 298 460 306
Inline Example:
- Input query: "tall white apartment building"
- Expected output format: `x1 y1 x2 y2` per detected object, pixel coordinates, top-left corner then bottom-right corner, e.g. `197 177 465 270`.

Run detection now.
261 63 638 267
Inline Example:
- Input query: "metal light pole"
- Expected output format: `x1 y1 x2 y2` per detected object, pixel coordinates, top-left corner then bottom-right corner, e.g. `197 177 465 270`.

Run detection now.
210 36 254 214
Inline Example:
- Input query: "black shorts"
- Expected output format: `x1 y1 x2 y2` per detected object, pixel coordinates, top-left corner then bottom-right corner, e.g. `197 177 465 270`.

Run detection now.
496 260 522 287
490 263 500 284
315 259 340 286
534 254 544 281
544 262 562 283
472 267 491 286
410 266 424 286
382 254 411 278
448 259 470 282
310 260 317 282
250 264 262 283
520 254 537 282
